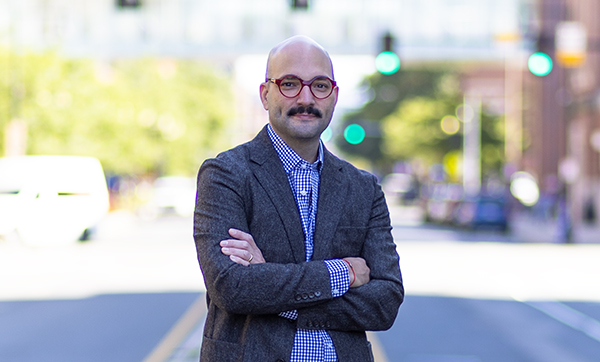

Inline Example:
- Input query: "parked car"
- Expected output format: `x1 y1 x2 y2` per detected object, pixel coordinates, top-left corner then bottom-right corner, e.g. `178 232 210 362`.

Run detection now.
422 182 464 224
0 156 110 246
453 196 509 232
140 176 196 218
382 173 420 205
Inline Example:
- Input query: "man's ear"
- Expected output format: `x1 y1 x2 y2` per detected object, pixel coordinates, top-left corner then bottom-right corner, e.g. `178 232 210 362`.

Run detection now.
332 86 339 107
259 83 269 110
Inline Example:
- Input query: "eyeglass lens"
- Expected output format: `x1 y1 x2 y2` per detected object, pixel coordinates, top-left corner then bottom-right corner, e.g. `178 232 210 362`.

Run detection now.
278 76 334 99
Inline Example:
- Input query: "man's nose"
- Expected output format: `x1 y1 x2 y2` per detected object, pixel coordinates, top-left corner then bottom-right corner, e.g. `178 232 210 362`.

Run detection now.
296 84 316 105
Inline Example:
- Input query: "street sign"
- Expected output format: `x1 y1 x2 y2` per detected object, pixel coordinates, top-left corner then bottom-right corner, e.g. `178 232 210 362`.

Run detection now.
555 21 587 68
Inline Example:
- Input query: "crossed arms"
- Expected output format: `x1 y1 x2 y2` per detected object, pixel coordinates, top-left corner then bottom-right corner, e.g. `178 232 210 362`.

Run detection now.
220 228 371 288
193 153 403 331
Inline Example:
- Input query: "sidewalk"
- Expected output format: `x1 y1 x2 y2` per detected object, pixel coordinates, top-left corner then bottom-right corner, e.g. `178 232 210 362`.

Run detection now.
510 213 600 244
388 204 599 244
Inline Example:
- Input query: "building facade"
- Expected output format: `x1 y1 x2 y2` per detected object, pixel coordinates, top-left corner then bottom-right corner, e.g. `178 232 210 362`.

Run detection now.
522 0 600 237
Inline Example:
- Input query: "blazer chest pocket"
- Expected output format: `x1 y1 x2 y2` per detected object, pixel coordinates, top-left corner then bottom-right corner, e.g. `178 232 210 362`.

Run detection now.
331 226 368 257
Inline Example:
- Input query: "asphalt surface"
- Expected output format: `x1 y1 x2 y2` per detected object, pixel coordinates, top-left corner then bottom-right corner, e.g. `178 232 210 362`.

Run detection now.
1 207 599 362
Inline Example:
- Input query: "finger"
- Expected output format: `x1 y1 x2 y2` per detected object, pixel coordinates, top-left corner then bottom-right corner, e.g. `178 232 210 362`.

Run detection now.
221 247 253 263
229 254 249 267
220 239 251 249
228 228 255 245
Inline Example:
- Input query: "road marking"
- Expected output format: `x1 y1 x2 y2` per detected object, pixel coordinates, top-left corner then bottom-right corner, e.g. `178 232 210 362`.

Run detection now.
367 331 389 362
142 295 390 362
142 295 207 362
524 301 600 342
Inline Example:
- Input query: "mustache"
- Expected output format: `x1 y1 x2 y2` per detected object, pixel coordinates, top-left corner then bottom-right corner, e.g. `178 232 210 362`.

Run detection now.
288 106 323 118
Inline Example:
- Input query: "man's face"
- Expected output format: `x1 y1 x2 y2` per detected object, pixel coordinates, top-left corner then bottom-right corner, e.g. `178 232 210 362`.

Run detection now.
260 43 338 147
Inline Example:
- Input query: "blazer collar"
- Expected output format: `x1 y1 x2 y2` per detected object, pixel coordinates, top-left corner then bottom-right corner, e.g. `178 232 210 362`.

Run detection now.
248 126 306 263
312 148 345 260
248 125 346 262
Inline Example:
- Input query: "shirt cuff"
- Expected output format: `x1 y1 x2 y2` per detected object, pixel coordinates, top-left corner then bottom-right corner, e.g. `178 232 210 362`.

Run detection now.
279 310 298 320
324 259 350 297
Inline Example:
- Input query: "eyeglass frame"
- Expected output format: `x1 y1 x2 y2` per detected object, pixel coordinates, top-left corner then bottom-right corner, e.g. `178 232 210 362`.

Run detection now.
266 74 338 99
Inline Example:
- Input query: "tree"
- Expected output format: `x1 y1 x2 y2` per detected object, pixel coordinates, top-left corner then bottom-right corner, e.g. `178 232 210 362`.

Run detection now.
336 67 456 171
336 65 504 178
0 48 233 176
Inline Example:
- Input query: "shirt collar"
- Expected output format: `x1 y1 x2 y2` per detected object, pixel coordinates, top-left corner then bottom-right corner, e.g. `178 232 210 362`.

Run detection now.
267 124 324 174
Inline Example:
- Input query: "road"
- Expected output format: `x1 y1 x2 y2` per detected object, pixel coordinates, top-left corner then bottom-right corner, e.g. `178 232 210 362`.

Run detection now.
1 207 600 362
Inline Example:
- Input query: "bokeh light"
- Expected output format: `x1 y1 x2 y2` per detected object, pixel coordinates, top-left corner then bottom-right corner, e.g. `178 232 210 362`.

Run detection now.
510 172 540 206
343 124 366 145
375 51 401 75
528 52 553 77
321 127 332 143
441 116 460 134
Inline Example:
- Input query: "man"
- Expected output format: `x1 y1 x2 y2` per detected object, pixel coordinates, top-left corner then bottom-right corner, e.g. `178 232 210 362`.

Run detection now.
194 35 403 362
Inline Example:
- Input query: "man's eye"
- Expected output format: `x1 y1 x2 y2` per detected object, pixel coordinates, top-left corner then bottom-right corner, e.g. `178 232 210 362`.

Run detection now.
313 82 330 90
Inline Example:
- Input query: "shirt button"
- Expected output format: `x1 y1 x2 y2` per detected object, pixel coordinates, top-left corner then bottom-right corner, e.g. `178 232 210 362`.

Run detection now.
300 190 308 196
332 289 339 295
301 164 307 169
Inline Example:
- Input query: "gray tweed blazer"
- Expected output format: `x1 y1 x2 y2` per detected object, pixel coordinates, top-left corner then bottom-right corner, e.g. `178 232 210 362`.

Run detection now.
193 125 403 362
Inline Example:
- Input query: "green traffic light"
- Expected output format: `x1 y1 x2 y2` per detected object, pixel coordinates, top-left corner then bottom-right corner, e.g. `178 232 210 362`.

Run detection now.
375 51 400 75
528 52 553 77
344 124 366 145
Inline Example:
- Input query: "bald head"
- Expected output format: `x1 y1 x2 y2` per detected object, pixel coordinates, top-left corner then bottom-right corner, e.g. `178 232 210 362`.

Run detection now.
265 36 334 81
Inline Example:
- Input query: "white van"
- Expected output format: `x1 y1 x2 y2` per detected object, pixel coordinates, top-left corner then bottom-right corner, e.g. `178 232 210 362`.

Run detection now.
0 156 110 246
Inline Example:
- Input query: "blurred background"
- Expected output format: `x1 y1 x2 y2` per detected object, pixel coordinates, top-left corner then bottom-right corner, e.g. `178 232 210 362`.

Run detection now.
1 1 600 362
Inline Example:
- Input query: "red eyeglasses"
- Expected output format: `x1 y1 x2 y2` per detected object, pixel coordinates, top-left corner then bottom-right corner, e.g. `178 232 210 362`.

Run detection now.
267 75 337 99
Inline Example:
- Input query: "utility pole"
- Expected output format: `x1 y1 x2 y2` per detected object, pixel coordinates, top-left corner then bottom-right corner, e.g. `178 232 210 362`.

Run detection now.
463 96 482 198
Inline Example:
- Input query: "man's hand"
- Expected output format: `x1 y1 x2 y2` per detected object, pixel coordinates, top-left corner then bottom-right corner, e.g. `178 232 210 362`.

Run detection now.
220 228 265 266
343 257 370 288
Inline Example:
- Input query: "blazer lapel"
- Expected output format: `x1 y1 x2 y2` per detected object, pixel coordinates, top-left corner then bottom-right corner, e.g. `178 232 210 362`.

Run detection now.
248 127 306 263
312 148 345 261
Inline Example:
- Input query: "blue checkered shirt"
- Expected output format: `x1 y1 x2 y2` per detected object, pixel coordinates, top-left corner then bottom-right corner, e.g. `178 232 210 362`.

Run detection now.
267 125 350 362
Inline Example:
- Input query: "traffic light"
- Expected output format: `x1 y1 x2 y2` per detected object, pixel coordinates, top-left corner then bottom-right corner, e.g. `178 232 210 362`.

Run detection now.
375 33 400 75
343 124 366 145
291 0 309 10
528 52 553 77
527 31 553 77
117 0 142 8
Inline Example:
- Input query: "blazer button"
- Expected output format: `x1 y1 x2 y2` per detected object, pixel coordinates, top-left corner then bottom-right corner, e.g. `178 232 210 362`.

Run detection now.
308 292 315 299
295 294 302 301
315 291 322 297
301 293 309 300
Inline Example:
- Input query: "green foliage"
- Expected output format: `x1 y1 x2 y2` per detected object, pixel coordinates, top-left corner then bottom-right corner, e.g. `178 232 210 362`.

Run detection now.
336 65 505 176
381 96 461 164
0 48 233 176
336 67 455 168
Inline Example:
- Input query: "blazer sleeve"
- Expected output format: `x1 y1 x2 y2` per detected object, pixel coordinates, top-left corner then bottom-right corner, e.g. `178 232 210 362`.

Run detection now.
194 152 337 316
296 173 404 332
